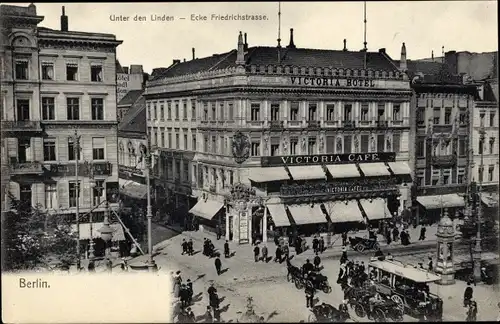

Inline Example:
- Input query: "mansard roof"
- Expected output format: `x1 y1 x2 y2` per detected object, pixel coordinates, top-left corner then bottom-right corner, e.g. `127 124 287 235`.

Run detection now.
151 46 400 81
118 96 146 135
117 90 143 107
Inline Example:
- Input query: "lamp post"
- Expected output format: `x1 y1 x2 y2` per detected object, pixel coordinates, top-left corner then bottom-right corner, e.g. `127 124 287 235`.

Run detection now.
473 125 485 281
143 137 157 271
71 129 82 269
85 161 96 260
98 201 114 258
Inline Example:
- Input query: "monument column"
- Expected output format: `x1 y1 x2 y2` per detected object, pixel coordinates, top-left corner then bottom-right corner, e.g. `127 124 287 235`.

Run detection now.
435 208 456 285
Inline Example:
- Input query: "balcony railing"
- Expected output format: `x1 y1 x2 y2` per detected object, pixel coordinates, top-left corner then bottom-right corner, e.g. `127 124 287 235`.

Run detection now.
2 120 42 132
432 124 453 133
269 120 284 129
376 120 388 128
307 120 321 128
288 120 301 127
46 161 112 177
10 161 43 175
343 120 355 128
247 120 264 127
431 154 457 167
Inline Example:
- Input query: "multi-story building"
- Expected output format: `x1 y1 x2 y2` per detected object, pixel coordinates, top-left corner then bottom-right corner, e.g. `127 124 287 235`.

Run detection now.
116 63 147 104
1 4 122 229
398 55 478 224
145 30 413 243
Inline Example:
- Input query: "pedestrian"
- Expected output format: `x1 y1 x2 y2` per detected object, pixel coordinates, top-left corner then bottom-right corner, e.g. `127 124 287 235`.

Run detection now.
392 226 399 242
106 258 113 273
313 252 321 270
88 260 96 273
182 239 188 255
340 245 348 264
302 259 314 275
337 263 347 288
214 255 222 275
174 270 182 298
180 284 188 308
187 239 194 256
224 240 230 258
419 226 427 241
207 282 217 296
275 245 282 263
120 258 128 272
319 236 325 253
208 240 215 257
312 236 319 254
253 244 260 262
428 257 433 272
213 305 221 322
216 224 222 240
463 283 473 307
203 238 208 256
386 230 392 245
262 244 269 263
186 279 193 305
360 261 366 273
466 300 478 321
283 244 290 261
305 277 316 308
342 231 348 246
203 306 213 323
274 235 280 246
186 307 195 322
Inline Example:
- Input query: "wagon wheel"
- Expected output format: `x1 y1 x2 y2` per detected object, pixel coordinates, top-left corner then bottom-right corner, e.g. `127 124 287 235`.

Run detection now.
308 313 317 322
391 295 404 310
373 242 380 250
295 278 304 290
391 307 404 322
354 303 366 318
287 272 292 282
355 244 365 253
372 308 386 322
322 284 332 294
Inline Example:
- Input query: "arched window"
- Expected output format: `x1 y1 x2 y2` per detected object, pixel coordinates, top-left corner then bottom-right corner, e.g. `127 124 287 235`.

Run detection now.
127 141 135 167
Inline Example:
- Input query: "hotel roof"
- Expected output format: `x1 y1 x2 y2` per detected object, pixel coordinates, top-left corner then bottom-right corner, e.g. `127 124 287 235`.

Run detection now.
152 46 400 81
118 96 146 135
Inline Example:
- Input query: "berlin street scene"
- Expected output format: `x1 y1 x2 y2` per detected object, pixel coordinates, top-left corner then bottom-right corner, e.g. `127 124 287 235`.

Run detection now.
1 1 499 323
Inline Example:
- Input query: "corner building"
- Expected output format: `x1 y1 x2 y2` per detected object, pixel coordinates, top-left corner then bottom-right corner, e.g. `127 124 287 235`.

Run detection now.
145 31 413 244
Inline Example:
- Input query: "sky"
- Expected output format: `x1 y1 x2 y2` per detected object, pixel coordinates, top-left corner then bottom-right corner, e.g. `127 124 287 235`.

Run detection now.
10 1 499 74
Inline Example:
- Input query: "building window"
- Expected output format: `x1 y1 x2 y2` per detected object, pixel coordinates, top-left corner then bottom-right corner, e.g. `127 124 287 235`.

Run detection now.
67 98 80 120
416 138 425 157
153 103 157 120
433 108 440 125
488 166 494 182
458 174 464 184
377 134 385 152
90 65 103 82
308 103 317 121
41 62 54 80
43 139 56 161
168 133 172 148
92 180 105 206
20 184 32 209
393 134 401 152
69 181 81 208
152 128 157 146
203 102 208 120
66 63 78 81
344 135 352 153
490 112 496 127
191 101 197 120
271 144 279 156
377 103 385 121
176 134 180 149
417 175 424 186
459 138 466 156
479 112 485 127
444 108 451 125
183 162 189 182
417 107 426 126
479 138 484 155
211 136 216 154
361 103 369 121
210 102 215 120
290 139 298 155
16 99 30 121
159 104 164 120
459 109 466 124
228 103 234 120
251 103 261 121
489 137 495 154
184 134 188 150
290 102 299 121
91 98 104 120
147 104 151 121
478 167 484 183
68 137 81 161
344 104 352 121
271 104 280 121
443 173 450 185
192 134 197 151
251 142 260 156
326 104 335 121
431 177 439 186
41 97 55 120
91 137 105 160
160 128 165 147
167 102 172 120
15 59 29 80
361 135 369 153
393 104 401 121
45 184 57 209
203 135 209 152
218 102 224 121
308 137 316 155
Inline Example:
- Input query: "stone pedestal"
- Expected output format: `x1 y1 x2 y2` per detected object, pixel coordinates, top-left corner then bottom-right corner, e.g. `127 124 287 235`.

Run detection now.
435 208 456 285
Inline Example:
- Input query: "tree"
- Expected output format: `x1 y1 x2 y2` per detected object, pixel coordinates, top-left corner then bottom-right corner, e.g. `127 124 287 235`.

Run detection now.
1 193 77 272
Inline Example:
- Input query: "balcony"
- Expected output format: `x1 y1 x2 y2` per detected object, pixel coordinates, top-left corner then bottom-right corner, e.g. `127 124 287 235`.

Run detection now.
343 120 355 129
46 161 112 177
391 120 404 126
288 120 302 127
2 120 42 132
376 120 388 128
432 124 453 133
307 120 321 129
431 154 457 167
10 161 43 175
247 120 264 127
358 120 371 126
269 120 284 129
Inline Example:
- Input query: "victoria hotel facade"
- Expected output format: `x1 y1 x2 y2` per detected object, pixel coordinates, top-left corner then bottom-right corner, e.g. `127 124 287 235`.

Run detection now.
145 30 413 243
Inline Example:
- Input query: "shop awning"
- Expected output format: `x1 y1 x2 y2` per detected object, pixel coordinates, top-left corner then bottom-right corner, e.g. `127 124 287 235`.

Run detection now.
287 165 326 181
417 194 465 209
189 199 224 220
359 198 391 221
323 200 365 223
481 193 498 207
120 181 148 200
71 223 126 242
266 197 291 227
359 162 391 177
287 204 327 225
248 167 290 182
326 164 360 178
388 162 412 175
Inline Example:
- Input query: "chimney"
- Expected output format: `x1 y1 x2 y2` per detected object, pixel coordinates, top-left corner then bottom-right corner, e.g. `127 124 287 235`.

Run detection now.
399 42 407 72
236 31 245 65
444 50 458 75
244 33 248 51
192 48 195 60
61 6 68 32
432 50 434 62
343 39 347 51
287 28 296 49
378 48 386 54
173 59 181 65
183 58 186 63
123 67 129 74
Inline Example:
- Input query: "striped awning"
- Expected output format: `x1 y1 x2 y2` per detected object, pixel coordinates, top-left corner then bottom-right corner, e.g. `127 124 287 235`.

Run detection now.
119 180 148 200
417 194 465 209
481 193 498 207
266 197 290 227
326 164 361 178
388 162 411 175
287 204 327 225
189 199 224 220
323 200 365 223
359 199 391 221
248 167 290 182
359 162 391 177
287 165 326 180
71 223 125 242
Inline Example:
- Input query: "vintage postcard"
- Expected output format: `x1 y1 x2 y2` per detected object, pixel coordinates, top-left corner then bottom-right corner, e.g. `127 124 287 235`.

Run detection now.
1 1 499 323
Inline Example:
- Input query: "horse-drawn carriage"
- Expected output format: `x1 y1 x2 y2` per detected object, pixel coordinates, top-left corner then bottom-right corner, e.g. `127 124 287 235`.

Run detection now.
286 262 332 293
344 286 404 322
307 303 350 323
349 236 380 253
368 259 443 321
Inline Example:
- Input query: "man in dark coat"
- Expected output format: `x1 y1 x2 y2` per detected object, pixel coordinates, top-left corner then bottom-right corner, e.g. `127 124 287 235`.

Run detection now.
313 252 321 270
340 246 348 264
275 245 282 263
342 231 348 246
464 283 473 307
182 239 188 255
312 236 319 254
386 230 392 245
224 240 230 258
207 283 217 297
216 224 222 240
186 279 193 305
203 238 208 256
214 256 222 275
419 226 427 241
187 239 194 256
302 259 314 275
305 277 316 308
203 306 213 323
428 257 433 272
392 227 400 242
253 244 260 262
319 236 325 253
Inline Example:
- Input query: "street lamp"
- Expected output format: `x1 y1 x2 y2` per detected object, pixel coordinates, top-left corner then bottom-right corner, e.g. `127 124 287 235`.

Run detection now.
84 160 96 260
70 129 82 269
473 125 485 282
98 201 114 258
142 138 157 272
